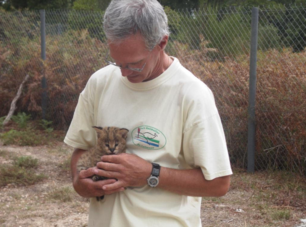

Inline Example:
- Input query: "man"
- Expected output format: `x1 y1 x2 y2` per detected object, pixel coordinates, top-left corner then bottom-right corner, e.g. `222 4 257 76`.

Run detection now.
64 0 233 226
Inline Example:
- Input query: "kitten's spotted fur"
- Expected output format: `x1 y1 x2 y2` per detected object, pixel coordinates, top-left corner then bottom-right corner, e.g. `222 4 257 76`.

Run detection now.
77 126 129 201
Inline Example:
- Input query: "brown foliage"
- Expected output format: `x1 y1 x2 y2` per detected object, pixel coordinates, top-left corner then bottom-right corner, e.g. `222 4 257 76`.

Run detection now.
0 30 107 129
173 40 305 174
0 32 305 174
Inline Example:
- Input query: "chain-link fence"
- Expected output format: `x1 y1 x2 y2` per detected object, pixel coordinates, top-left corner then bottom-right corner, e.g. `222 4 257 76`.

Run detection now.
0 5 305 175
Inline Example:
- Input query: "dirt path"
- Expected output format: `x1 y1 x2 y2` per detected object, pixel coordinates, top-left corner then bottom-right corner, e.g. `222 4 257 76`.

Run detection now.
0 143 305 227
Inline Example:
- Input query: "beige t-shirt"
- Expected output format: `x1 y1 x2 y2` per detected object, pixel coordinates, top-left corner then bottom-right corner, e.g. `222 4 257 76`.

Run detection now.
64 57 232 227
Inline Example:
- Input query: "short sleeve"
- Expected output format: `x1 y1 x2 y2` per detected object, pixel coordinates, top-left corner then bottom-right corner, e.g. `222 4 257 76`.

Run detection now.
182 84 232 180
64 77 97 150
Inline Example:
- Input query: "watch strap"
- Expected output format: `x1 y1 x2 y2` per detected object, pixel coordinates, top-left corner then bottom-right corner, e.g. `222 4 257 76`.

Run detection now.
151 163 160 177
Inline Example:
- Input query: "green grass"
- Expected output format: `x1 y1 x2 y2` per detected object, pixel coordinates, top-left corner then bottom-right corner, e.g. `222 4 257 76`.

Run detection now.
0 129 49 146
11 112 31 129
0 165 46 186
0 155 46 187
0 150 15 159
47 186 75 202
13 156 38 169
271 209 291 221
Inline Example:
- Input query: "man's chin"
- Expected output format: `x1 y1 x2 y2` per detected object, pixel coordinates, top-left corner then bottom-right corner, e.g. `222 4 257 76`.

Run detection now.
127 75 142 83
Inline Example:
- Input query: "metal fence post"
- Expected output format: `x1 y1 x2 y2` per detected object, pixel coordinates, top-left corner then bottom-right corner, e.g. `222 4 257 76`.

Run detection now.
40 9 47 120
247 7 259 173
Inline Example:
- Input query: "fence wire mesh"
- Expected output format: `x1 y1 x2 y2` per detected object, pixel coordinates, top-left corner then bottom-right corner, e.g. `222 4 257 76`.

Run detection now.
0 6 305 174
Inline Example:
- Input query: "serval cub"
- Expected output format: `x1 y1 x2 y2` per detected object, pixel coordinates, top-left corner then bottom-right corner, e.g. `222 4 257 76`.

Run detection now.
77 126 129 201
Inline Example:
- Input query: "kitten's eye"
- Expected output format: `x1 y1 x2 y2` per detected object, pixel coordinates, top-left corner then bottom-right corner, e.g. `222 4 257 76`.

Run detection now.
115 143 118 147
105 143 109 147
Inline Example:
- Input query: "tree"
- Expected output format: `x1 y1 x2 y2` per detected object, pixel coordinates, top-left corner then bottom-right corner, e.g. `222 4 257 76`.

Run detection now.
0 0 73 10
72 0 110 11
158 0 199 9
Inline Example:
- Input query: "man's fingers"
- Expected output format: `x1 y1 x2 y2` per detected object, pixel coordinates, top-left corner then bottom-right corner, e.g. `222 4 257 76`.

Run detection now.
103 187 125 195
93 180 124 196
96 161 123 172
101 153 128 163
94 178 117 187
79 167 98 179
102 181 125 191
79 167 120 181
95 168 121 179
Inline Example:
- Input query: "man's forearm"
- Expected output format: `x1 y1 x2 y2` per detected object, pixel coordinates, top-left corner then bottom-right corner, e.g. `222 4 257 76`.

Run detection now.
70 148 86 181
158 167 230 197
99 153 231 197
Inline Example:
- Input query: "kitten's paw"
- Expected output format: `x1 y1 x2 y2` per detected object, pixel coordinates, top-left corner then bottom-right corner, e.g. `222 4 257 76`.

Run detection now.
96 195 104 201
92 175 106 181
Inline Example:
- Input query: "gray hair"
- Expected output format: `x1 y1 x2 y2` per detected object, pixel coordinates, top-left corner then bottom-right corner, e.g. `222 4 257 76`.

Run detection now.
103 0 170 50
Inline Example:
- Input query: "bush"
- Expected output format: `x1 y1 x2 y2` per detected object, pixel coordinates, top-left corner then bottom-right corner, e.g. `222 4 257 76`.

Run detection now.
271 5 306 52
67 10 106 41
0 27 107 128
173 41 306 174
1 9 305 175
13 156 39 169
0 155 46 187
12 112 31 129
258 25 282 51
0 129 48 146
47 186 75 202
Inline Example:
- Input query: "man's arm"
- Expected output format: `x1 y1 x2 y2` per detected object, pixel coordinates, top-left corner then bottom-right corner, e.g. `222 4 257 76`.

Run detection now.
159 167 230 197
70 148 125 198
96 153 230 197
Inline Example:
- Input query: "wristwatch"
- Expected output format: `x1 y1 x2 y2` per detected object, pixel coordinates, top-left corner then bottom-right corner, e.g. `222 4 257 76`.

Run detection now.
147 163 160 187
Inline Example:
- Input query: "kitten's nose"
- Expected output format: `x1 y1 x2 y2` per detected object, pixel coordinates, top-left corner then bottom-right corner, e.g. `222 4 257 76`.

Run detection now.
110 148 115 153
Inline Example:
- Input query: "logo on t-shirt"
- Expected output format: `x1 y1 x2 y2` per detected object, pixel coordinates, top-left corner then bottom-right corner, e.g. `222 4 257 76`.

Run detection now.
131 125 166 150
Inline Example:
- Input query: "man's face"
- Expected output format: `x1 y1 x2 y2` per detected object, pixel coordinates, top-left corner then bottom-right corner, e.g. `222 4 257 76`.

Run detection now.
108 33 160 83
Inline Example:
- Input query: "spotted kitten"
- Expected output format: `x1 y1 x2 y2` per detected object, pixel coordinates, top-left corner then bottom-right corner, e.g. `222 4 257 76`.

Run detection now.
77 126 129 201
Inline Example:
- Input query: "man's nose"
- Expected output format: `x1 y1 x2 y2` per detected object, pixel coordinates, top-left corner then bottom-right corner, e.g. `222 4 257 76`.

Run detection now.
120 67 133 77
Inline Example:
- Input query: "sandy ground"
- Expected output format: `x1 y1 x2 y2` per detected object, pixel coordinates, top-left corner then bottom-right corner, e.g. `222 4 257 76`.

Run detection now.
0 142 305 227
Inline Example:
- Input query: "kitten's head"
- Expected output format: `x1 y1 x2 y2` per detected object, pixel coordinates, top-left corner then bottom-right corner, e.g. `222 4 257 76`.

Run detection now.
93 126 129 155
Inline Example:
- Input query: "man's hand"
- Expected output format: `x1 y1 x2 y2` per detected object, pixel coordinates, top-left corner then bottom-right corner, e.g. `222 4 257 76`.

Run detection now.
96 153 152 191
73 167 125 198
71 149 125 198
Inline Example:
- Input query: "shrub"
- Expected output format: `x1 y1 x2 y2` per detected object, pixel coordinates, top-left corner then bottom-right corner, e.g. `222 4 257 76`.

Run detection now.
11 112 31 129
40 119 53 133
0 27 107 129
271 210 291 221
1 9 305 175
13 156 38 169
47 186 75 202
0 155 46 187
0 129 48 146
270 5 306 52
172 40 305 174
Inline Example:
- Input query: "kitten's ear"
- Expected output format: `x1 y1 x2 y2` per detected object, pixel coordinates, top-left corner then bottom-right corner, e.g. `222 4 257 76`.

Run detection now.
92 126 103 137
118 128 129 139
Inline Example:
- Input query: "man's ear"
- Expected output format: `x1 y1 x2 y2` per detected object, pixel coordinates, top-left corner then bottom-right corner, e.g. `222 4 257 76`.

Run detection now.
158 35 169 50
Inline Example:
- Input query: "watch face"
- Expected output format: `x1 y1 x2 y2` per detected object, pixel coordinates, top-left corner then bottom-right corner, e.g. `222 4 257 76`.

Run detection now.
148 176 159 187
149 178 158 185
